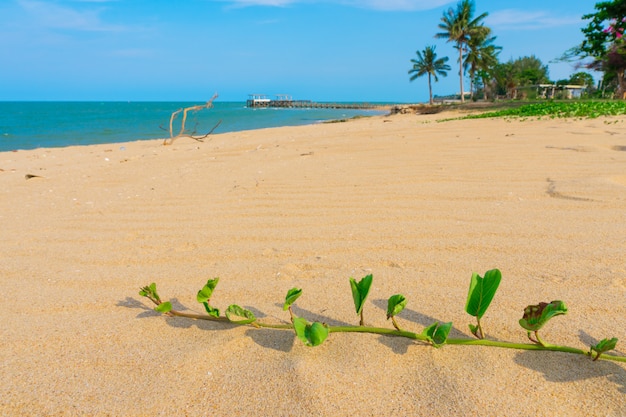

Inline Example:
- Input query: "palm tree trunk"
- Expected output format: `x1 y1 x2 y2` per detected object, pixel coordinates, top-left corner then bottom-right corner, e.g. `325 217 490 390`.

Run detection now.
458 44 465 103
428 73 433 105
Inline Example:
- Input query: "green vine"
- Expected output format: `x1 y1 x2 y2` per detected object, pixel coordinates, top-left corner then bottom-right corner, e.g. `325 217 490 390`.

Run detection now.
138 269 625 363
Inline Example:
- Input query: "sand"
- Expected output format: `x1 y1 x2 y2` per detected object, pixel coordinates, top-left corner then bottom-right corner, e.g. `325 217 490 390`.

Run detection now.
1 111 625 416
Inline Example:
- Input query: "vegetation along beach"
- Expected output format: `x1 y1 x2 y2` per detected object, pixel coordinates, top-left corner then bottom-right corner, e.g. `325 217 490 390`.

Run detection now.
1 0 626 416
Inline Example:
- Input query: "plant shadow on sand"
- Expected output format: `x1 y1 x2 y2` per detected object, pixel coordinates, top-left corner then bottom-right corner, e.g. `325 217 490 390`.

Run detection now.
120 296 626 386
513 351 626 394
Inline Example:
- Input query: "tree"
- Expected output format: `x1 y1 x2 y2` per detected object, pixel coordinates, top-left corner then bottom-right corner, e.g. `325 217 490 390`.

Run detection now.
463 27 501 99
568 72 595 87
492 61 518 98
579 1 626 98
409 46 451 105
435 0 489 102
513 55 551 86
490 56 550 99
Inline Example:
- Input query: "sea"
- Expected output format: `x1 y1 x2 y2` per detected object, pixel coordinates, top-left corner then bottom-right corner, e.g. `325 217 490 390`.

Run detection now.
0 101 388 152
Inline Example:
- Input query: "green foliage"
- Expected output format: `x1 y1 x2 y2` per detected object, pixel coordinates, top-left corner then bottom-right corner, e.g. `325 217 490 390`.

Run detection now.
137 270 626 363
519 300 568 332
283 288 303 311
386 294 407 319
462 100 626 119
590 337 619 361
435 0 491 102
154 301 172 313
293 318 329 347
225 305 256 325
197 278 219 303
465 269 501 319
139 283 172 314
197 278 220 318
465 269 501 339
139 283 161 302
580 0 626 59
409 45 451 104
422 322 453 348
349 274 373 316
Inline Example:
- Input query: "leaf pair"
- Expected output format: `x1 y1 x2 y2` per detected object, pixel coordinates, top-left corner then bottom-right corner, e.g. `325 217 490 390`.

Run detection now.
282 287 328 347
350 274 373 325
465 269 501 339
387 294 407 331
293 318 329 347
590 338 619 361
422 322 452 348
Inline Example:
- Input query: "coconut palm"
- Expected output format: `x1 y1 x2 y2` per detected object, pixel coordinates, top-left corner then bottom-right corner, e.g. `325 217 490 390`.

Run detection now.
435 0 489 102
463 27 501 99
409 45 451 105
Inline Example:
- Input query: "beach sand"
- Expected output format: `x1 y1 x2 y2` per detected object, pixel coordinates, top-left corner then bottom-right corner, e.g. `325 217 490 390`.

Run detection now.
1 112 625 416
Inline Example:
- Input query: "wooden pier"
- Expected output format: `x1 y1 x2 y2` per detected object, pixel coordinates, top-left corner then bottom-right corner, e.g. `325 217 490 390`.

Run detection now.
246 94 382 110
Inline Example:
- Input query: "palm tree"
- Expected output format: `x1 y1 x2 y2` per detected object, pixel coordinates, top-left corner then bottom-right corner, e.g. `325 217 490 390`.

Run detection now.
409 46 451 105
435 0 489 102
463 27 501 99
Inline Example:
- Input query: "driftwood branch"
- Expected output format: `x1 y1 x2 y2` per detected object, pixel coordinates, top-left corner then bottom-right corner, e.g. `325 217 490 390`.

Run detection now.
163 93 219 145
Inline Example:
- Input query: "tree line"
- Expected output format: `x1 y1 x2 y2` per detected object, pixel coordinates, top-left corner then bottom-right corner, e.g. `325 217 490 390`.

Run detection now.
409 0 626 104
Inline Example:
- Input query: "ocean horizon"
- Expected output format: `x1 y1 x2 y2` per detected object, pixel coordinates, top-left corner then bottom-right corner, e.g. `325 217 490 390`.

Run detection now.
0 101 389 152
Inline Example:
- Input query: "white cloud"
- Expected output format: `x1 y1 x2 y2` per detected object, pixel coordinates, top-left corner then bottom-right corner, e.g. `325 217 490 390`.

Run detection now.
17 0 125 32
487 9 582 31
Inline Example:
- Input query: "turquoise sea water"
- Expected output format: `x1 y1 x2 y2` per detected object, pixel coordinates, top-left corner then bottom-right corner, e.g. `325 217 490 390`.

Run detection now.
0 101 387 152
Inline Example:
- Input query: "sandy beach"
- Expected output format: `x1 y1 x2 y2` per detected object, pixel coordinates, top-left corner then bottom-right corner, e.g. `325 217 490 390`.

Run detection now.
1 111 625 416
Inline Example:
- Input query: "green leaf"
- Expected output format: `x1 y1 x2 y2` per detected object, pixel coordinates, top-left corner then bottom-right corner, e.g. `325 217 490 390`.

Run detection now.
293 317 329 347
197 278 220 303
283 288 303 311
421 322 452 348
386 294 407 319
225 304 256 324
519 300 568 332
590 338 618 360
465 269 501 319
468 323 479 338
202 303 220 318
155 301 172 313
349 274 373 315
139 282 160 301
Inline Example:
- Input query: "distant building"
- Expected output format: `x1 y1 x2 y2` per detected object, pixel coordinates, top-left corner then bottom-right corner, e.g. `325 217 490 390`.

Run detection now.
515 84 587 99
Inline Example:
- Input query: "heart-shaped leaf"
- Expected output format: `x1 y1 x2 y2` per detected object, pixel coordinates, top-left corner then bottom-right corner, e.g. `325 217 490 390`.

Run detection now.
349 274 373 315
293 317 329 347
519 300 567 332
386 294 407 319
421 322 452 348
196 278 220 303
590 337 618 360
225 304 256 324
155 301 172 313
465 269 501 319
283 288 303 311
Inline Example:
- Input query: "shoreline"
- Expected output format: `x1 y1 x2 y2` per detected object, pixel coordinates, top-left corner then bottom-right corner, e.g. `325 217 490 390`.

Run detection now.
1 113 625 416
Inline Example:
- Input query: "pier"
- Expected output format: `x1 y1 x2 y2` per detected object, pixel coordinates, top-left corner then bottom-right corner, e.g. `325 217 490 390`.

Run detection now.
246 94 383 110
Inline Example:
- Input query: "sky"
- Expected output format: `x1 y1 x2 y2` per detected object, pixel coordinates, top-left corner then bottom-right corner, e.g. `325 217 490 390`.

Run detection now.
0 0 603 102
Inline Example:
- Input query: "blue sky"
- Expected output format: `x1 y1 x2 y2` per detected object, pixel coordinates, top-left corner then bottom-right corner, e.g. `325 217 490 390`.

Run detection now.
0 0 600 102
